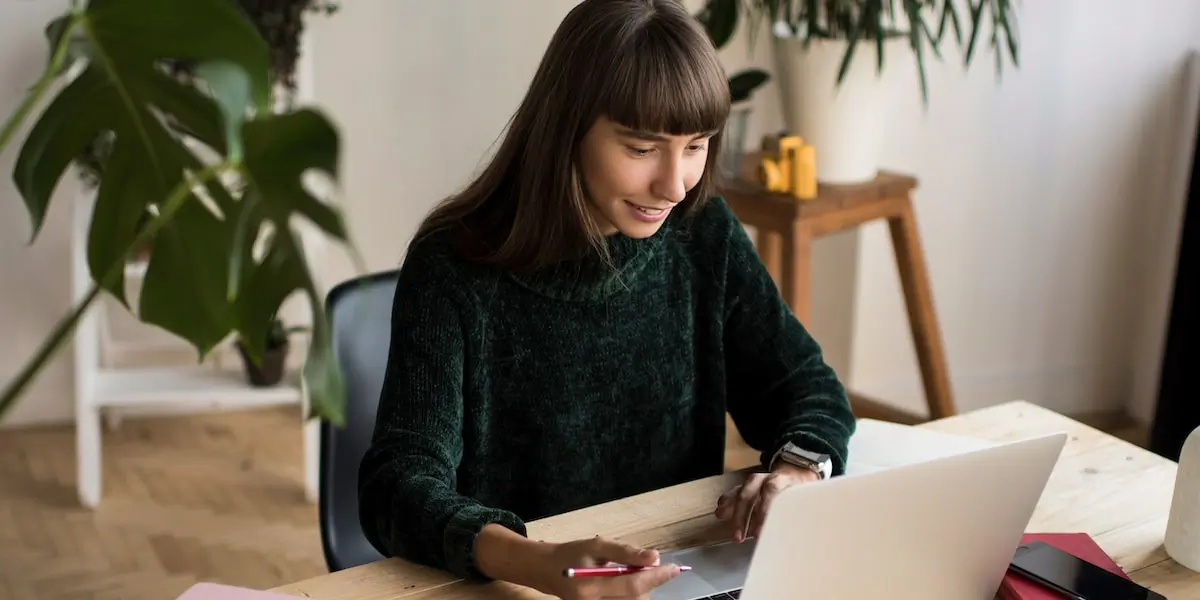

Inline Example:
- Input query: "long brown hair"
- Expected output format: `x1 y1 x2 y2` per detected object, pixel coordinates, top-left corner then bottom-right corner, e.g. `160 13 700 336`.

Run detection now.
411 0 731 272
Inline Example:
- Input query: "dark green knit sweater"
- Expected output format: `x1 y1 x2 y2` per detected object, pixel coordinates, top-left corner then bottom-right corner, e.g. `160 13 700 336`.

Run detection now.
358 197 855 581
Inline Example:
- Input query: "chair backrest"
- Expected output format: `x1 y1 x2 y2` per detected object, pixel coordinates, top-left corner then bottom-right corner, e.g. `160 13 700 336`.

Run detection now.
318 270 398 572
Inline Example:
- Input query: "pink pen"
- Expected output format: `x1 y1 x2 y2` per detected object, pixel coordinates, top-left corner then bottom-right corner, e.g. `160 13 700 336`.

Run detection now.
563 565 692 578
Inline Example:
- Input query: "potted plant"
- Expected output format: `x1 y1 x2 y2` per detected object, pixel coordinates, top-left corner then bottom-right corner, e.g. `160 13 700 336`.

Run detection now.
0 0 361 427
740 0 1018 183
695 0 771 178
236 317 307 386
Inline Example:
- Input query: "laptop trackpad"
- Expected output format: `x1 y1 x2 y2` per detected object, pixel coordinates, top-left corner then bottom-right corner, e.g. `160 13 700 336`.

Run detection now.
652 540 757 599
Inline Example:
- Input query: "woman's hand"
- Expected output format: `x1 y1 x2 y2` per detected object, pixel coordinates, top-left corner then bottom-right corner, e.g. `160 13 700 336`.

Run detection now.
540 536 683 600
715 464 820 542
476 526 681 598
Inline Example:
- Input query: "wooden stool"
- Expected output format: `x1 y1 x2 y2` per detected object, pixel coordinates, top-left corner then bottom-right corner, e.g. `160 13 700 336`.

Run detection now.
718 167 956 425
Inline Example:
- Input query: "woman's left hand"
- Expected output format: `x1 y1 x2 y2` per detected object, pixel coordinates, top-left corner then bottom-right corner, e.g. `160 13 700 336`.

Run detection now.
715 464 820 542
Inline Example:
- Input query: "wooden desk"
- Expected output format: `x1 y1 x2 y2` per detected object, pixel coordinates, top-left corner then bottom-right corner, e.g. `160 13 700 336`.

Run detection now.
270 401 1198 599
718 170 955 422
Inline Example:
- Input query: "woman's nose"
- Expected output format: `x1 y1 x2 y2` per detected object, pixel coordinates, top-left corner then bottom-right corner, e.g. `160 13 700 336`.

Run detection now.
652 161 687 204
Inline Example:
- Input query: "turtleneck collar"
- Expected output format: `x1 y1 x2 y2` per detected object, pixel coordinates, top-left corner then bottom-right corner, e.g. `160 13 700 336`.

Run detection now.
508 218 673 302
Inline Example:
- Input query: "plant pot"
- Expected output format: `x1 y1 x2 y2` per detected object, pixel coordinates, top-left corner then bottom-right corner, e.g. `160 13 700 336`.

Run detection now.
771 36 903 184
236 340 289 387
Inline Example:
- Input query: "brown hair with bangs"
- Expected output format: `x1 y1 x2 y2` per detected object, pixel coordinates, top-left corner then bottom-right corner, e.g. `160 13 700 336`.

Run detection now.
412 0 731 272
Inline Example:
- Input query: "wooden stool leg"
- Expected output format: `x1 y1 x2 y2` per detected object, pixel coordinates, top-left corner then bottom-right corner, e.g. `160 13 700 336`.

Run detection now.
888 196 956 418
780 222 812 324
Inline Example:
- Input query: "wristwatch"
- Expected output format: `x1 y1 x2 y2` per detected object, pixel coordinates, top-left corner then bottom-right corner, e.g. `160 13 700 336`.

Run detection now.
770 442 833 480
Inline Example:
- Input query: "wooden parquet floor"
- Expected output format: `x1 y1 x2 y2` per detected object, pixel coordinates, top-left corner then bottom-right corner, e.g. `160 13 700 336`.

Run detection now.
0 407 326 600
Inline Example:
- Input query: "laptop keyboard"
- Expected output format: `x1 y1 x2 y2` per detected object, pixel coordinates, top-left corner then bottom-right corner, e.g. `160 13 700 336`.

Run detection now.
693 589 742 599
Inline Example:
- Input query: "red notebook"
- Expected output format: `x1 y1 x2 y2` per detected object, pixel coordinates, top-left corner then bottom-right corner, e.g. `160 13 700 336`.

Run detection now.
997 533 1129 599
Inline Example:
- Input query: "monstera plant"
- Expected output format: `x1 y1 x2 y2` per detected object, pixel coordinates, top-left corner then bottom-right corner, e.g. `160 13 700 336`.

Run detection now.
0 0 358 426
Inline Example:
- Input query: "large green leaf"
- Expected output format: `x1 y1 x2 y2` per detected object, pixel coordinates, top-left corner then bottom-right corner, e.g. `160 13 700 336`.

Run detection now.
243 109 346 239
697 0 739 50
228 218 345 425
139 195 238 356
134 61 254 352
301 301 344 425
729 69 769 103
13 0 270 321
84 0 270 107
227 107 348 423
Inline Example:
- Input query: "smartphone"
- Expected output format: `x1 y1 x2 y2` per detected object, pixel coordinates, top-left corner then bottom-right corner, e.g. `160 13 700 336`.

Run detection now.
1008 541 1167 600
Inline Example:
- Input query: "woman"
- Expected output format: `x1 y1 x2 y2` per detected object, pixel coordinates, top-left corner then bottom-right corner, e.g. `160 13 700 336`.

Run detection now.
358 0 856 598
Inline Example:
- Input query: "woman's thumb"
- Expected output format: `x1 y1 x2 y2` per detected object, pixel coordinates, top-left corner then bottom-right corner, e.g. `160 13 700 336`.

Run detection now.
590 537 660 566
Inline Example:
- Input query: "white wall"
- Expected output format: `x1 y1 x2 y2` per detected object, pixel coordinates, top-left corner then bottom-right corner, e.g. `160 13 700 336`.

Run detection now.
2 0 1198 427
307 1 586 285
847 1 1200 419
309 0 1200 421
0 0 80 426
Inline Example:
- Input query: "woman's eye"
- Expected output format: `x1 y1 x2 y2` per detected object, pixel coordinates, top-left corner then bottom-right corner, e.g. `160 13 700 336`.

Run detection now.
688 144 708 153
627 146 654 156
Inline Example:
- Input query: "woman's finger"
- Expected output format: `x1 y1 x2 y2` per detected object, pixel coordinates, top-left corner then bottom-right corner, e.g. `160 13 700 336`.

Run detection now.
747 474 790 539
715 485 740 520
587 536 659 567
731 473 766 542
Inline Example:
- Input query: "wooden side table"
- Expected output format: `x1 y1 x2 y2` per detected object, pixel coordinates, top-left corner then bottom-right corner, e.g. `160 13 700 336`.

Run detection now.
717 167 956 422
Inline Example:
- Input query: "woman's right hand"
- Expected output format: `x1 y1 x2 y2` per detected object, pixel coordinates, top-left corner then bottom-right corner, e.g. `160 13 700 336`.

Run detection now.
541 536 683 599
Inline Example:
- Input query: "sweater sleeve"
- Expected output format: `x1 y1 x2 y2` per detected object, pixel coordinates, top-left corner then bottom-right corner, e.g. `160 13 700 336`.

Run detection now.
709 198 857 476
357 240 526 580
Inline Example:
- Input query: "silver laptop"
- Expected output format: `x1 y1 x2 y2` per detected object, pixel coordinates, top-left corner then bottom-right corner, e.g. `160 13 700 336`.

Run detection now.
651 431 1068 600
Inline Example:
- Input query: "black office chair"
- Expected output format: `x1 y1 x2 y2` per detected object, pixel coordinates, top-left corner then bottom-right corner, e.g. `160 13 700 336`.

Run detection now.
318 269 398 572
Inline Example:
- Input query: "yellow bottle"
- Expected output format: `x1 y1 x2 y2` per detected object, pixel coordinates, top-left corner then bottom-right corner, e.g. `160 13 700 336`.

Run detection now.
757 135 800 195
757 135 817 201
793 143 817 200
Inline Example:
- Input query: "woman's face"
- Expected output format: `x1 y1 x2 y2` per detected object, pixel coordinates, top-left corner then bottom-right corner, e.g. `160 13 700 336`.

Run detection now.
579 116 713 238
